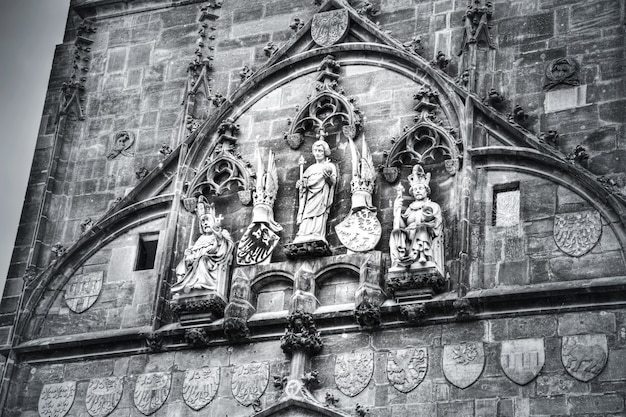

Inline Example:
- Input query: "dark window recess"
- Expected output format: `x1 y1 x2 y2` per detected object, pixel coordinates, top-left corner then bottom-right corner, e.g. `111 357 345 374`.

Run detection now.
135 234 159 270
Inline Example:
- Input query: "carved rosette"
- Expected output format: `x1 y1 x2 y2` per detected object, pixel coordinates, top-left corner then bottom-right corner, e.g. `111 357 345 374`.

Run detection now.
133 372 171 415
86 377 123 417
39 382 76 417
231 362 270 406
387 348 428 393
311 9 349 47
561 334 608 382
64 271 103 313
334 350 374 397
553 210 602 257
182 367 220 411
500 339 545 386
442 342 485 389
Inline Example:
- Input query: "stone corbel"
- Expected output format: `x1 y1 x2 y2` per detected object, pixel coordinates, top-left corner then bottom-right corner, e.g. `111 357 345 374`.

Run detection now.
354 252 385 327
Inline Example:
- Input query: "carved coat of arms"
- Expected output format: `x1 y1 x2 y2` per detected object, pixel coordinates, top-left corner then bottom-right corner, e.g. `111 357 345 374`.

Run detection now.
182 367 220 411
335 349 374 397
85 377 123 417
311 9 349 47
387 347 428 393
561 334 608 382
231 362 269 406
554 210 602 257
38 381 76 417
64 271 104 313
442 342 485 389
133 372 171 416
237 223 280 265
335 208 382 252
500 339 545 385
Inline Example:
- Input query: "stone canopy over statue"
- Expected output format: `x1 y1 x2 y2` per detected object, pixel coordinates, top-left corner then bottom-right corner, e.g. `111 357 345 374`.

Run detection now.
388 164 445 300
285 139 337 257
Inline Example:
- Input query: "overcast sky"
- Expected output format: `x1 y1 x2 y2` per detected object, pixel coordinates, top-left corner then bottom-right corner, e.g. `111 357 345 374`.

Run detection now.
0 0 71 295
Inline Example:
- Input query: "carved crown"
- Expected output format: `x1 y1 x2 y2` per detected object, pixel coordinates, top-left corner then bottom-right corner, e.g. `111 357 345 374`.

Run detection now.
407 164 431 192
351 175 375 195
197 197 223 227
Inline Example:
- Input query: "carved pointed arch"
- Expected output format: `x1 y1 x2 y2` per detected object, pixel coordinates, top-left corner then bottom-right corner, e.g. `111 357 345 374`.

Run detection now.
14 195 173 342
253 398 351 417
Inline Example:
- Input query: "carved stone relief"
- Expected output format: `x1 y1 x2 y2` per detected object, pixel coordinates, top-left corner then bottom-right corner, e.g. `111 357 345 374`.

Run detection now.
107 131 135 160
561 334 608 382
133 372 171 416
231 362 270 406
544 57 580 91
64 271 103 313
38 382 76 417
500 339 545 385
85 377 123 417
224 268 255 342
442 342 485 389
237 150 282 265
182 367 220 411
334 349 374 397
311 9 349 47
336 137 381 252
387 347 428 393
458 0 494 55
554 210 602 257
280 310 323 355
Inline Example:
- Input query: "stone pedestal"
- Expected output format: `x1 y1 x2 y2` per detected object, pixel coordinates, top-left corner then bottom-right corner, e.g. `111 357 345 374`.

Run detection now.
386 266 446 303
284 240 331 258
170 291 226 325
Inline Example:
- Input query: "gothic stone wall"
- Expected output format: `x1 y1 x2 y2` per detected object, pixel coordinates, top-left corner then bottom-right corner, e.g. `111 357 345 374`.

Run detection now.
6 309 626 416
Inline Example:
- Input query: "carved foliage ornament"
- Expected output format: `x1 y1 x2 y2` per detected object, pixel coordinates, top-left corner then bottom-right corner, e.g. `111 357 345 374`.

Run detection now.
183 367 220 411
39 382 76 417
442 342 485 389
500 339 545 385
64 271 103 313
133 372 171 415
231 362 270 406
86 377 123 417
335 349 374 397
311 9 349 47
561 334 608 382
554 210 602 257
387 347 428 393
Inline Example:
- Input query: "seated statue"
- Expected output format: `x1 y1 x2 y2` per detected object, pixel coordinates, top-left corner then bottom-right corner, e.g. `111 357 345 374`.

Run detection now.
171 198 234 296
389 164 443 272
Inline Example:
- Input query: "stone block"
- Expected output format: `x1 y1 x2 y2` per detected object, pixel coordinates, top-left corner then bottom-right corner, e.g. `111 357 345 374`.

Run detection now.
544 85 587 113
558 311 616 336
536 374 586 396
567 393 624 414
508 316 556 339
499 12 554 48
549 251 626 281
497 260 528 286
128 43 152 68
570 1 622 32
437 400 474 416
530 396 568 415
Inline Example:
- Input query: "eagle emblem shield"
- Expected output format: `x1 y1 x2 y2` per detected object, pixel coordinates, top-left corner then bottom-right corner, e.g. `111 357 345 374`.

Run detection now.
335 349 374 396
133 372 171 415
38 381 76 417
182 367 220 410
500 339 545 385
387 347 428 393
443 342 485 389
237 223 280 265
231 362 269 406
561 334 608 382
311 9 349 47
86 377 123 417
64 271 104 313
554 210 602 257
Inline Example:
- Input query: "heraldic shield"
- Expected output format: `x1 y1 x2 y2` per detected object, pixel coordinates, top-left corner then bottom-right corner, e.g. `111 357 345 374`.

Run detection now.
64 271 104 313
39 381 76 417
443 342 485 389
231 362 270 406
387 347 428 393
311 9 349 47
500 339 545 385
133 372 171 416
335 349 374 397
561 334 608 382
86 377 123 417
182 367 220 411
554 210 602 257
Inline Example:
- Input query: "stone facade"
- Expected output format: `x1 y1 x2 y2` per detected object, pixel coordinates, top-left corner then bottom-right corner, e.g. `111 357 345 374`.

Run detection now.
1 0 626 416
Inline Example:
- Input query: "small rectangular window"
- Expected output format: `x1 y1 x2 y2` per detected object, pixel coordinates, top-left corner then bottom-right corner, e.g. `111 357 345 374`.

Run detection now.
492 182 520 227
135 233 159 271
